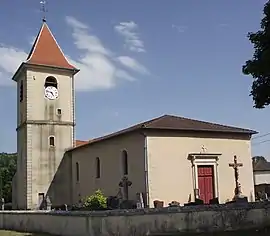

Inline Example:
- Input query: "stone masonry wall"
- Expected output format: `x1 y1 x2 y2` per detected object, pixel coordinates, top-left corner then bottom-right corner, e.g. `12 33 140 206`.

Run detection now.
1 203 270 236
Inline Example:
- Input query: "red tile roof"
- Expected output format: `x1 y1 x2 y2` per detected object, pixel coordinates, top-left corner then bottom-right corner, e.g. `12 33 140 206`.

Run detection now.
26 22 77 70
68 114 257 153
75 140 90 147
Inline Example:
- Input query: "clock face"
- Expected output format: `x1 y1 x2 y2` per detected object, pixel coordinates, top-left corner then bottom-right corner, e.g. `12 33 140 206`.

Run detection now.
45 86 58 100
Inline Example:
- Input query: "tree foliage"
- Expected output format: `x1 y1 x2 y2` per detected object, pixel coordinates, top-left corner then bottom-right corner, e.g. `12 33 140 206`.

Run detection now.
83 189 107 210
242 1 270 108
0 153 17 203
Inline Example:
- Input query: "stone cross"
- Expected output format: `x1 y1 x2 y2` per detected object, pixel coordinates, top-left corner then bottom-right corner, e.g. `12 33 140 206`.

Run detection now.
229 155 243 197
201 145 207 153
119 176 132 200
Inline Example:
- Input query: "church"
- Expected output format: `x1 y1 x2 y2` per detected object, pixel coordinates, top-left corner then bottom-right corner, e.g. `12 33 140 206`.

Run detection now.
11 20 257 210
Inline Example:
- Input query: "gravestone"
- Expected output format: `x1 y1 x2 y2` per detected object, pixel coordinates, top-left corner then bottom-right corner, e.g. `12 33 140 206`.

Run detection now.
195 198 204 205
136 192 144 209
169 201 180 207
184 198 204 206
120 200 137 209
45 196 52 210
107 196 120 209
209 197 219 205
1 198 4 210
153 200 164 208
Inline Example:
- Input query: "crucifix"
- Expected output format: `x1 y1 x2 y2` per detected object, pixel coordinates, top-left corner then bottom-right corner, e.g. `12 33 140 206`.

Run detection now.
119 176 132 200
229 155 243 197
40 0 48 22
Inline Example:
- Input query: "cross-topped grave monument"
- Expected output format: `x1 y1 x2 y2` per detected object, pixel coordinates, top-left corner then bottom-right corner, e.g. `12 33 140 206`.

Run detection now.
229 155 243 198
119 176 132 200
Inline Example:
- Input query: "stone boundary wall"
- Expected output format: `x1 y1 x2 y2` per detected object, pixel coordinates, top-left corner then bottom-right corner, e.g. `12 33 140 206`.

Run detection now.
1 202 270 236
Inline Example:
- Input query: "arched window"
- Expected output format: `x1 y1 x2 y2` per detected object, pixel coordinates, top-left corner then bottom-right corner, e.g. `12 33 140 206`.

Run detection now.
49 136 55 147
122 150 128 175
76 162 80 182
44 76 58 88
96 157 100 178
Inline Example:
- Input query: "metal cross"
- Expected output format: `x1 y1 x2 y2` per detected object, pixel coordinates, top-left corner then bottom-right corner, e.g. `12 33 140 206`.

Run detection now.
40 0 48 22
229 155 243 196
119 176 132 200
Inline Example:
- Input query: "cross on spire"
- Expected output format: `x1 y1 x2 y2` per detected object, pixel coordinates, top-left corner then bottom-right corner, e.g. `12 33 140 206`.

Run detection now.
229 155 243 197
40 0 48 22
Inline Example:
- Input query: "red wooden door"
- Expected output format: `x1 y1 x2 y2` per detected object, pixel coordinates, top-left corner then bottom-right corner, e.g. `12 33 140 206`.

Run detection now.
197 166 214 204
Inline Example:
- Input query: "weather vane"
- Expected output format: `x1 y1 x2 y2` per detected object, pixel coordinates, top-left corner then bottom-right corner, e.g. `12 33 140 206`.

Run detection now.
40 0 48 22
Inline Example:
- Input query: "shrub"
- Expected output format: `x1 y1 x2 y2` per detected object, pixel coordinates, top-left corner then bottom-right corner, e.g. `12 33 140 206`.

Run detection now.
83 189 107 210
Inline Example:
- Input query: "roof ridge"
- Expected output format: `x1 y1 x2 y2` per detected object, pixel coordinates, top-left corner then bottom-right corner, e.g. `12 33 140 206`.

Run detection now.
142 114 168 127
166 114 254 132
26 24 43 61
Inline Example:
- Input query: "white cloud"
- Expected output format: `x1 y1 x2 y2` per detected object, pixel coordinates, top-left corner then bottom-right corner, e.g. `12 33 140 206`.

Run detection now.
66 16 88 30
0 16 149 91
117 56 149 75
114 21 145 53
0 46 27 85
172 24 187 33
29 36 36 46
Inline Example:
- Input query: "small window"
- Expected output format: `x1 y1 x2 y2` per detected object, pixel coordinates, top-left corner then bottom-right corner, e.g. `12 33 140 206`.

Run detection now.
96 157 101 178
76 162 80 182
57 108 62 115
49 136 55 147
20 81 23 102
122 150 128 175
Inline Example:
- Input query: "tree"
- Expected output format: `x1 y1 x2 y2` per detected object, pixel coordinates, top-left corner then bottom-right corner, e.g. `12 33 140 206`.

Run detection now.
242 1 270 108
0 153 17 203
83 189 107 210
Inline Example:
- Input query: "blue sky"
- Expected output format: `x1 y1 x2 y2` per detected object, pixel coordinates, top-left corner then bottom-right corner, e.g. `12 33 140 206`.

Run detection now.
0 0 269 157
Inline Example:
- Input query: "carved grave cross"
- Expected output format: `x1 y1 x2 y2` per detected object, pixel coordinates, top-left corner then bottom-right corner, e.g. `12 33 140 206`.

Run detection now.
119 176 132 200
229 155 243 196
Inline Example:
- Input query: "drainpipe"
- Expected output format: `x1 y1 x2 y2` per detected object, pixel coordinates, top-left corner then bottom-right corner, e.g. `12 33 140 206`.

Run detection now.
72 75 75 147
70 152 74 205
141 132 149 208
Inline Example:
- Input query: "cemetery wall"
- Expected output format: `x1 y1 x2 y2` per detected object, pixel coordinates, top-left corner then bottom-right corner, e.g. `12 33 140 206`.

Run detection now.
0 203 270 236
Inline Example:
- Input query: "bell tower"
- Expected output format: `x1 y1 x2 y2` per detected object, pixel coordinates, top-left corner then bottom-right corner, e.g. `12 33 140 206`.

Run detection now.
12 20 79 209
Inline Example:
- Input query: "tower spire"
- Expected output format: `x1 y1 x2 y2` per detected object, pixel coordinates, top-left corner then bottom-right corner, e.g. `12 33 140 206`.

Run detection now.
40 0 47 22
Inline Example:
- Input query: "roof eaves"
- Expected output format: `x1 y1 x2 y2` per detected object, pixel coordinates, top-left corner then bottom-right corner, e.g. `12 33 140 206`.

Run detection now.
24 62 80 75
66 125 144 153
143 126 257 135
11 63 26 82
